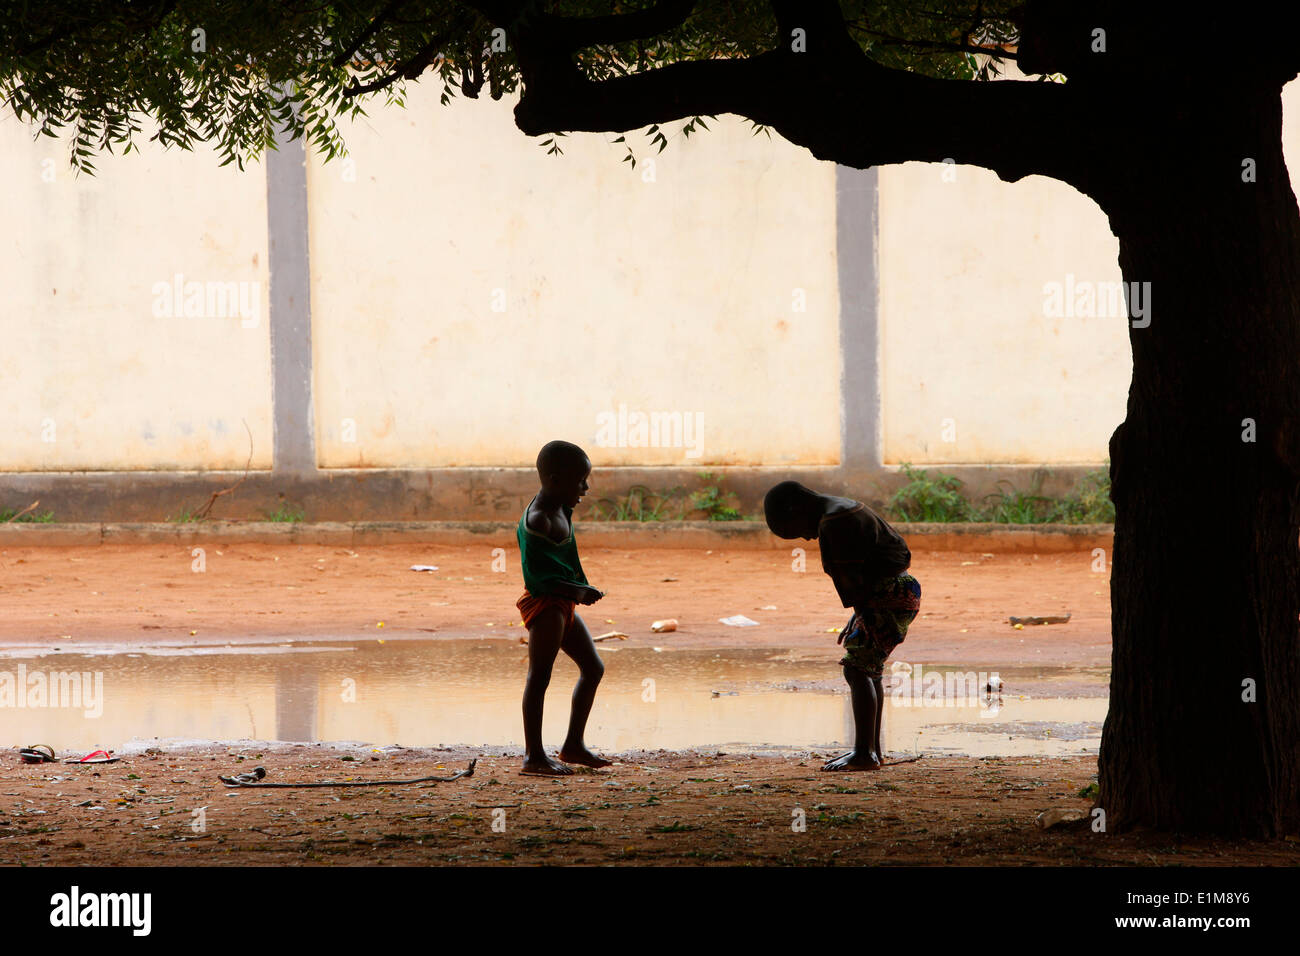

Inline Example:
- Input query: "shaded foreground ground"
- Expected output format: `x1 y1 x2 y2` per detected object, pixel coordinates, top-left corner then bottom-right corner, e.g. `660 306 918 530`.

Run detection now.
7 542 1249 866
3 744 1297 866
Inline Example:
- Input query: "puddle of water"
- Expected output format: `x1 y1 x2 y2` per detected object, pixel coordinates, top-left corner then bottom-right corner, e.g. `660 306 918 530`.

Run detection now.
0 641 1106 757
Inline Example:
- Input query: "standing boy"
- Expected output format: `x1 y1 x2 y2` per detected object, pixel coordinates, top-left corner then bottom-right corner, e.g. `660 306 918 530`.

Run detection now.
516 440 611 775
764 481 921 770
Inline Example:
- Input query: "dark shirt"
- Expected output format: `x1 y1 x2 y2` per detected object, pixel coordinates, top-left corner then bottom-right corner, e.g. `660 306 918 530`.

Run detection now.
818 502 911 608
517 498 589 597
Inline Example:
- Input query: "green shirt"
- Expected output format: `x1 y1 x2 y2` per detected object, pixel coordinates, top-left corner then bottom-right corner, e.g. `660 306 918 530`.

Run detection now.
517 498 589 597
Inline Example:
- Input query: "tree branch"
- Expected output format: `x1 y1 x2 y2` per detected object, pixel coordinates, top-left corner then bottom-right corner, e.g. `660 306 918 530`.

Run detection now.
538 0 699 54
510 29 1084 194
770 0 860 59
1018 0 1300 85
342 12 473 98
16 0 179 58
333 0 409 68
852 27 1019 62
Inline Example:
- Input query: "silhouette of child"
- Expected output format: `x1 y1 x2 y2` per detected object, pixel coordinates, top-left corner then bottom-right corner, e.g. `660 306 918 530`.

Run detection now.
515 440 610 775
764 480 921 770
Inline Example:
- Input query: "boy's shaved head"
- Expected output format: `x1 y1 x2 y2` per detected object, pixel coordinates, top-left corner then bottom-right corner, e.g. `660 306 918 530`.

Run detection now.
764 481 820 538
537 440 590 479
764 480 815 514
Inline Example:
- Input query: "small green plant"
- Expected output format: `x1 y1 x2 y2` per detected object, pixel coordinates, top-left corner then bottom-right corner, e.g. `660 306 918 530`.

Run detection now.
887 464 976 522
0 506 55 523
587 485 684 521
167 507 202 523
690 472 742 521
888 463 1115 524
264 504 305 523
1049 464 1115 523
982 479 1054 524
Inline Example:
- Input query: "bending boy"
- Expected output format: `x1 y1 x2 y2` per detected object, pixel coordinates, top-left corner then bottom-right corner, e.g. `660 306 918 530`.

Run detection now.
764 481 921 771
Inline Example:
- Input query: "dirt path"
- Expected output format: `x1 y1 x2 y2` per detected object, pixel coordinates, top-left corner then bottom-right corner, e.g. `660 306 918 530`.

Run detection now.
2 744 1295 866
4 545 1293 866
0 544 1110 667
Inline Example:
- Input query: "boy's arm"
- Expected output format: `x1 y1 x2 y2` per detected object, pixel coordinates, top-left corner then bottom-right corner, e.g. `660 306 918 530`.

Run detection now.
820 509 910 596
549 581 605 604
836 610 862 645
525 506 557 538
865 506 912 576
820 521 870 606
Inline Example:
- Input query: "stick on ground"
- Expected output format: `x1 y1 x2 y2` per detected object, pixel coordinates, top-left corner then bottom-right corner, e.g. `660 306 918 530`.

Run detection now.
219 759 477 788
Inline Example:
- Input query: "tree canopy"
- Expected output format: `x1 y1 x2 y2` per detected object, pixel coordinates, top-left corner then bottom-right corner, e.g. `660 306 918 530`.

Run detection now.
0 1 1026 172
6 1 1294 202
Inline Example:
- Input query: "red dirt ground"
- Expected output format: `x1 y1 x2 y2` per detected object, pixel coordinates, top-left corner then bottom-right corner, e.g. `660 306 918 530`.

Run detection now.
0 544 1111 668
3 746 1296 867
6 543 1291 865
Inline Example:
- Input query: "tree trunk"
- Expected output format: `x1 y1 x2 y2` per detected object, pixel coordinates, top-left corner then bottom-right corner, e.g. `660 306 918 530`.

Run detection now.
1099 84 1300 836
500 0 1300 835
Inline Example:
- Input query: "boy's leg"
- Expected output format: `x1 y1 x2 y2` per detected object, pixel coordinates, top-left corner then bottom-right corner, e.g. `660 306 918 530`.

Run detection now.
823 663 882 771
557 612 612 768
522 605 572 775
871 575 918 760
872 675 885 757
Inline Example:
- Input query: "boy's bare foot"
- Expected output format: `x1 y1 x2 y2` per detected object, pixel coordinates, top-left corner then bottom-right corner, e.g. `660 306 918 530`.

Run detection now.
522 754 573 776
822 750 882 771
558 745 613 768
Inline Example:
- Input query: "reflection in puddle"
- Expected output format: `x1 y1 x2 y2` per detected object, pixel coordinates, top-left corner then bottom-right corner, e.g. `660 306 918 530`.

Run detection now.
0 641 1107 757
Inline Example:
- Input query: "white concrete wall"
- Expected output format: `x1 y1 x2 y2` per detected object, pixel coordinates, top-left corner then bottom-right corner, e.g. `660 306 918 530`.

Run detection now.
877 162 1130 464
3 75 1297 473
306 88 842 469
0 114 272 471
879 77 1300 466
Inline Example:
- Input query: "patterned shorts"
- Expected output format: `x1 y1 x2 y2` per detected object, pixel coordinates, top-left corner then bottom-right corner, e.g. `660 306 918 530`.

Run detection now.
839 573 922 677
516 591 576 630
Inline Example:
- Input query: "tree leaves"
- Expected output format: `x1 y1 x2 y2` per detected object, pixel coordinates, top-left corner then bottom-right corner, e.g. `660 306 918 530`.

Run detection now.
0 0 1023 172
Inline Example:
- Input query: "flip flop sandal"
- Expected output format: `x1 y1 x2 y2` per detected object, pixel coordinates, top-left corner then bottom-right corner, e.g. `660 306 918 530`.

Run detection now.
218 767 267 785
19 745 56 764
64 749 119 764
